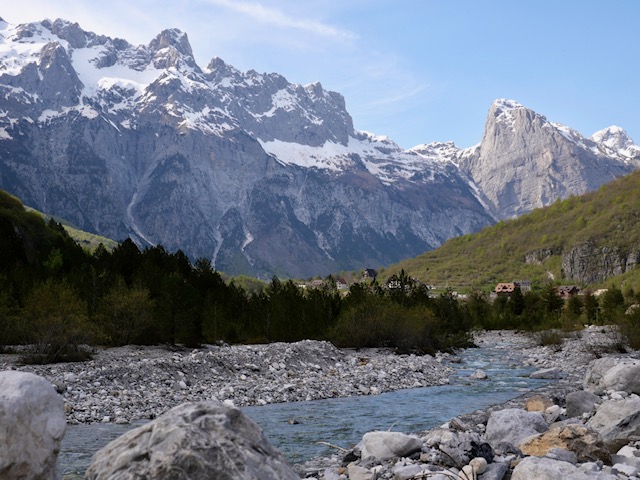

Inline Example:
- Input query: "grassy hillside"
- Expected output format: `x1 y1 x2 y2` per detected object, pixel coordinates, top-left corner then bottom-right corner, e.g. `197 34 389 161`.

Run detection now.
384 170 640 293
23 206 118 252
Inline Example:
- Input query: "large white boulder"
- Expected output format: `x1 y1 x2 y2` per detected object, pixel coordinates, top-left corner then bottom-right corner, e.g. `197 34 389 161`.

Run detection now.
0 370 66 480
85 400 300 480
360 431 422 462
583 357 640 394
484 408 547 449
587 396 640 452
511 456 591 480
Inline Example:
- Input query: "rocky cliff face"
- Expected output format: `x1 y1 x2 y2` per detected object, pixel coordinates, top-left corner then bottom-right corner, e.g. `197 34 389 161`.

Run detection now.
1 19 639 278
455 100 640 220
0 18 492 278
562 243 640 284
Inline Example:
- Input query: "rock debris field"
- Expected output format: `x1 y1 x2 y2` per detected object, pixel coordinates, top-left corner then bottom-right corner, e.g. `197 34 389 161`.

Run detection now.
4 327 640 480
0 339 453 425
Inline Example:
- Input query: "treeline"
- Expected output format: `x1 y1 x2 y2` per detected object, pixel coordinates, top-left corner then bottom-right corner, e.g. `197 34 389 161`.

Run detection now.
1 190 639 364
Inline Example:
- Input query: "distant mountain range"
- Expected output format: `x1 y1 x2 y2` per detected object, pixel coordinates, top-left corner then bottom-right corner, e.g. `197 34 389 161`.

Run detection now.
1 18 638 278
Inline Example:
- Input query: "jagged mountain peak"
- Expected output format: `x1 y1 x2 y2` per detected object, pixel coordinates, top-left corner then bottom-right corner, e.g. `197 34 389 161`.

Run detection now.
149 28 193 57
591 125 640 163
459 98 640 220
491 98 525 112
592 125 634 149
1 18 638 278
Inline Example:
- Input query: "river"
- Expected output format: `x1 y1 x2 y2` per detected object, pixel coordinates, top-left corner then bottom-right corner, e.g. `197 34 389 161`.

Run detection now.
59 341 551 475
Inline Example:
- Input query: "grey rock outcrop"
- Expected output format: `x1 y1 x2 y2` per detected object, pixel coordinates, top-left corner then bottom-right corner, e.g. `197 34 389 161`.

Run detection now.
458 99 639 220
586 396 640 452
562 242 640 285
484 408 548 449
0 370 66 480
85 400 300 480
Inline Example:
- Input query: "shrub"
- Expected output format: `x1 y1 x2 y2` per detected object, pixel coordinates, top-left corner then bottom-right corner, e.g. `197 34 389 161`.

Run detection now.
17 280 94 363
533 330 566 350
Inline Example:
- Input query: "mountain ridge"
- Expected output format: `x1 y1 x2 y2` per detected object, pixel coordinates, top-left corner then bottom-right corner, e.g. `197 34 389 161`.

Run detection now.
0 18 638 277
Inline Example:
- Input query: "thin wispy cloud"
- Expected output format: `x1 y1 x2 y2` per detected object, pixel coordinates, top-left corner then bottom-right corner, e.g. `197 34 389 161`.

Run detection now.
205 0 356 41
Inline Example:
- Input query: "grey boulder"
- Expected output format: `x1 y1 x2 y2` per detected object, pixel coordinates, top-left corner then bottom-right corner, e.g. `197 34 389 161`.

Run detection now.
484 408 548 449
85 400 300 480
360 431 422 462
566 390 601 418
0 370 66 480
511 456 591 480
586 396 640 452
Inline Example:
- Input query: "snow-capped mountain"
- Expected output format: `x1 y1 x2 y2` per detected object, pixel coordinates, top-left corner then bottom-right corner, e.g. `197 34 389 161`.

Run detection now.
0 18 493 278
1 19 638 277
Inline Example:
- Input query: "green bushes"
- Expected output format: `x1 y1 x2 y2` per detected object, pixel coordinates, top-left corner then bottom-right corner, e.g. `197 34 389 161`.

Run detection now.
16 281 94 363
331 287 472 355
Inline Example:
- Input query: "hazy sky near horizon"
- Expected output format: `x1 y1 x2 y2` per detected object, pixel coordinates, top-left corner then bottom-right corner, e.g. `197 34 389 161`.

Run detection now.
4 0 640 149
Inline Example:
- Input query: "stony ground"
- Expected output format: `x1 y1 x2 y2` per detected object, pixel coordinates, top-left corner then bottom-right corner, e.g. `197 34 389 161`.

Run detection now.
0 339 453 425
2 326 635 480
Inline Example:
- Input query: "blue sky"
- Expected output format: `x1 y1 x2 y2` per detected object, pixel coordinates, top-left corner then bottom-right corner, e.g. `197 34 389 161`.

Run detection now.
4 0 640 149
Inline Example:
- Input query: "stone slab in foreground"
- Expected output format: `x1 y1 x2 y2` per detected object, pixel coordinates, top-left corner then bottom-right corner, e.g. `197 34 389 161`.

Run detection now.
85 400 300 480
0 370 66 480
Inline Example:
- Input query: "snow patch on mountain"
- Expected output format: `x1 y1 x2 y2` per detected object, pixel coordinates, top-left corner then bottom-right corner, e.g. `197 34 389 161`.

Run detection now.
591 126 640 163
259 132 446 183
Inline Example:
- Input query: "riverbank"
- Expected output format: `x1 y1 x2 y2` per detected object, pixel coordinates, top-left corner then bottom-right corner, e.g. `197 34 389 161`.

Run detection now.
297 326 640 479
0 339 454 425
2 327 634 479
0 328 624 426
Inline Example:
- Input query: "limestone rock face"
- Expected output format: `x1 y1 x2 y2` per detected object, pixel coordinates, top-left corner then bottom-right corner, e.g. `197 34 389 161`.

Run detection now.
360 431 423 462
518 424 611 463
458 99 639 220
586 396 640 453
484 408 548 449
85 400 300 480
0 370 66 480
562 243 640 284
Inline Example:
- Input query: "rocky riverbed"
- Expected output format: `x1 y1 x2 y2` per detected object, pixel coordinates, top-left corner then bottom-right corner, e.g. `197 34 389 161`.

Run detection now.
2 326 638 480
0 339 454 425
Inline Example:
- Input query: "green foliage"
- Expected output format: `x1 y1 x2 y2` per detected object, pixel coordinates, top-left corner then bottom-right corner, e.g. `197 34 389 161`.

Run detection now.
17 280 94 364
95 279 154 346
384 170 640 292
618 307 640 350
533 330 566 350
600 286 626 324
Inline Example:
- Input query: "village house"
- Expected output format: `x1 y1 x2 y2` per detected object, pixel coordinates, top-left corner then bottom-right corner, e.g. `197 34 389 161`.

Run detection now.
362 268 378 282
494 282 517 296
494 280 532 296
556 285 581 299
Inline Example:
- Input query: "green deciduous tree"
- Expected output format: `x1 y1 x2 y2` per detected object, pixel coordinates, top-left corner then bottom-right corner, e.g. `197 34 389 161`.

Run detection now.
96 278 155 346
18 280 93 363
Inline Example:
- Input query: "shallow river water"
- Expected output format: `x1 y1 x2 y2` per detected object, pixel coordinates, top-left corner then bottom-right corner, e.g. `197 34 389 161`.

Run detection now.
59 342 551 475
